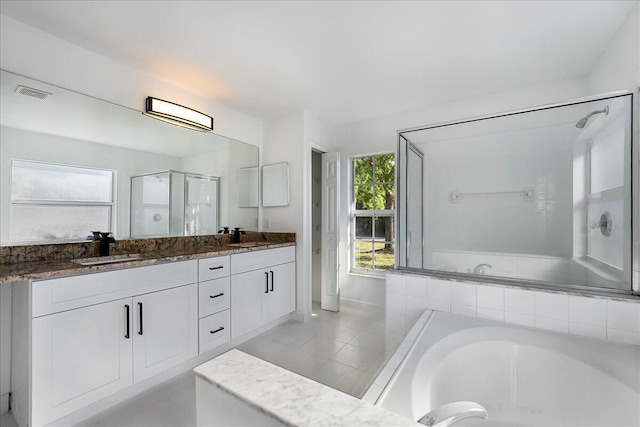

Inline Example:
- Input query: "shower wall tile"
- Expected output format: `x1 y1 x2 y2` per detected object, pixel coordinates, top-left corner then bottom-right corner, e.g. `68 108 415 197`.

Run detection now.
385 272 640 348
405 296 426 318
406 276 427 298
607 300 640 332
451 282 476 306
386 293 405 315
569 296 606 326
427 279 451 303
505 288 534 315
477 286 504 311
385 312 405 336
534 292 568 321
386 274 406 295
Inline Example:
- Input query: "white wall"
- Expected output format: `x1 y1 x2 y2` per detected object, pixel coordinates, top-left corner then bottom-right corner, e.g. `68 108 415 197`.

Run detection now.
0 15 263 148
586 1 640 289
332 78 589 306
587 2 640 95
262 111 332 319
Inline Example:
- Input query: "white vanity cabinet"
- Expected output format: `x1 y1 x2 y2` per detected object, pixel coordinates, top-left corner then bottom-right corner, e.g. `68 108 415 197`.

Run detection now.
26 260 198 427
230 246 295 338
197 255 231 353
31 298 134 426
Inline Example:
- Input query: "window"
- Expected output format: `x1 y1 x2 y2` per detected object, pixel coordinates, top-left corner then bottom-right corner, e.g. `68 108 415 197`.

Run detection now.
351 153 395 273
10 160 114 243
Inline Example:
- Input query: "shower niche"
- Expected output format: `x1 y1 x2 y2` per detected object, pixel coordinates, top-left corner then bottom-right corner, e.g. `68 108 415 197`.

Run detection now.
397 92 635 293
130 170 220 238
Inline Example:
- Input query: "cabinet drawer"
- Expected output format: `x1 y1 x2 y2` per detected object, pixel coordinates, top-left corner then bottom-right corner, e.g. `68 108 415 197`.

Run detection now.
32 260 198 317
198 255 230 282
199 310 231 354
199 277 231 318
230 246 295 275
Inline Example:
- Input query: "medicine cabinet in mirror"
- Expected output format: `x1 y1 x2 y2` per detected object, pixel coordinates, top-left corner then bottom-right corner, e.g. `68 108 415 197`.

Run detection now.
262 162 289 207
0 69 259 245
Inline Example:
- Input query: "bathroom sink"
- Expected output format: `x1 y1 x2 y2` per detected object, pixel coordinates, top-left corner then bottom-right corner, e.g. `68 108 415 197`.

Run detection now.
226 242 271 248
72 254 144 266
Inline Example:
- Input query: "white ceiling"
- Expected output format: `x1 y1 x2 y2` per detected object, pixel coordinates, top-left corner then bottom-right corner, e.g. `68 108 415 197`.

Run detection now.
0 1 636 126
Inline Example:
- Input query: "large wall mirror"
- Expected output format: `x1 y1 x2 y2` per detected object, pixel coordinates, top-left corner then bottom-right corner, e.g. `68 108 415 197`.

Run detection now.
0 70 259 245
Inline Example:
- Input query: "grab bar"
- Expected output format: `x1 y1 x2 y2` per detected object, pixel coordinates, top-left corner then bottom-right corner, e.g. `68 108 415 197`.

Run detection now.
450 187 534 203
418 401 488 427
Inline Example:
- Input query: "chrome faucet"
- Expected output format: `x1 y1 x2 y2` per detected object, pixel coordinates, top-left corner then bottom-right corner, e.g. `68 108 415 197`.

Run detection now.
418 401 488 426
473 263 493 275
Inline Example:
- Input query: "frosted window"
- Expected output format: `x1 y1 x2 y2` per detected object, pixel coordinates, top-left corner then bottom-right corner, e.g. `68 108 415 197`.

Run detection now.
590 122 624 194
12 160 113 202
11 205 112 243
10 160 114 243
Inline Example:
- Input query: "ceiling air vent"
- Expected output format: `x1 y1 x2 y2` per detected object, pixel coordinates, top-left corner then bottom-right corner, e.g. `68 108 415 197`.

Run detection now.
15 85 51 100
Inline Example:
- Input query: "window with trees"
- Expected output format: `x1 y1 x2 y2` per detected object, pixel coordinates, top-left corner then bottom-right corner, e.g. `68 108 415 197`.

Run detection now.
351 153 395 273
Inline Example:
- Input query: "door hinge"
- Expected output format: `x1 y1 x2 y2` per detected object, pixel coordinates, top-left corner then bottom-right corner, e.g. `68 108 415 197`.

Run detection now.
8 391 12 411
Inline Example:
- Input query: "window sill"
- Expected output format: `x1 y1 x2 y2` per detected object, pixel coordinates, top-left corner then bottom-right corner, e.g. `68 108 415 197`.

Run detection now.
348 270 387 280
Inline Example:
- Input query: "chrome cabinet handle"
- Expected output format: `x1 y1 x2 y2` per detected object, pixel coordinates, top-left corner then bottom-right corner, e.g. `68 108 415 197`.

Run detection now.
124 304 130 339
138 302 143 335
210 326 224 334
209 292 224 299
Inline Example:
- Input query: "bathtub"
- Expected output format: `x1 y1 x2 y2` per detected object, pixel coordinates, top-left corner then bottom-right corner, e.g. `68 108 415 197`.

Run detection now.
376 311 640 426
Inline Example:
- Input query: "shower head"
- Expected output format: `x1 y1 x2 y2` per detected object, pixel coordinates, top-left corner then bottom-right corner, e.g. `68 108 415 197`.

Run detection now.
575 105 609 129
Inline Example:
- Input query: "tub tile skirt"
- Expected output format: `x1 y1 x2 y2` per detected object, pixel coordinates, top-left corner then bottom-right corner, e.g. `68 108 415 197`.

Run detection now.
385 271 640 348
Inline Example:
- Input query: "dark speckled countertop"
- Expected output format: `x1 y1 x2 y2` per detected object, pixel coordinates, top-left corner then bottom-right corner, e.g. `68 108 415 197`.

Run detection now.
0 233 295 284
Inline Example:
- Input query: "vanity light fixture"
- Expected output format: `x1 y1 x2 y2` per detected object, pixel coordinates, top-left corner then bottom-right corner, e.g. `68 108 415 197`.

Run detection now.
144 97 213 132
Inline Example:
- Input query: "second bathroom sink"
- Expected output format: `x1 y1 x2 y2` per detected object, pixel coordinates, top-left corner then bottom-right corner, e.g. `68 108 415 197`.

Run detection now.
72 254 144 266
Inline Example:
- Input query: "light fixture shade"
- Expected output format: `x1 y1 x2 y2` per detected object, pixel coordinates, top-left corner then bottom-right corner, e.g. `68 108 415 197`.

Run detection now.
144 97 213 132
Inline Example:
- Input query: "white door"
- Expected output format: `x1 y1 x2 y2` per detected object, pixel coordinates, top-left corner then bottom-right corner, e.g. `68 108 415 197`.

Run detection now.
230 269 269 338
132 284 198 383
267 262 296 321
321 152 340 311
31 298 133 426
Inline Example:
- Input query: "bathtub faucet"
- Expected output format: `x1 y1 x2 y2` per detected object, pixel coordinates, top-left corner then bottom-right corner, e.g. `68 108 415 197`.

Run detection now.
473 263 493 275
418 401 488 427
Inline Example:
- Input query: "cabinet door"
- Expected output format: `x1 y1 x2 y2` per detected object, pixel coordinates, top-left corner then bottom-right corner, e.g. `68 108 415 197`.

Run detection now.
32 298 133 426
230 269 269 338
267 262 296 322
133 284 198 383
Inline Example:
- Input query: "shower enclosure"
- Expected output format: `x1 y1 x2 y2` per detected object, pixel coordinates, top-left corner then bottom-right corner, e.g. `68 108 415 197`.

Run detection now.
130 170 220 238
397 92 636 293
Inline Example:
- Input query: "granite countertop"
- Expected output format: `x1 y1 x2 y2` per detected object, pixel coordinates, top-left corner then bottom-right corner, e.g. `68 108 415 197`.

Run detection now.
194 349 420 427
0 241 295 284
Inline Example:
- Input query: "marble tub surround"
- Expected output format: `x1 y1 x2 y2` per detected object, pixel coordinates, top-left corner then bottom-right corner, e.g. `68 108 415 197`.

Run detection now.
194 349 420 427
0 232 295 283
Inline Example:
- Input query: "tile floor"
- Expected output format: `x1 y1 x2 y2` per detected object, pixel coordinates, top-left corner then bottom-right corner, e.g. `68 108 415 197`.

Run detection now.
1 300 403 427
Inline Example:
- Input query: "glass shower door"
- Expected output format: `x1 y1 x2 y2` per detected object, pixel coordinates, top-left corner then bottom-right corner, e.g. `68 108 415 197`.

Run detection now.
184 174 219 236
